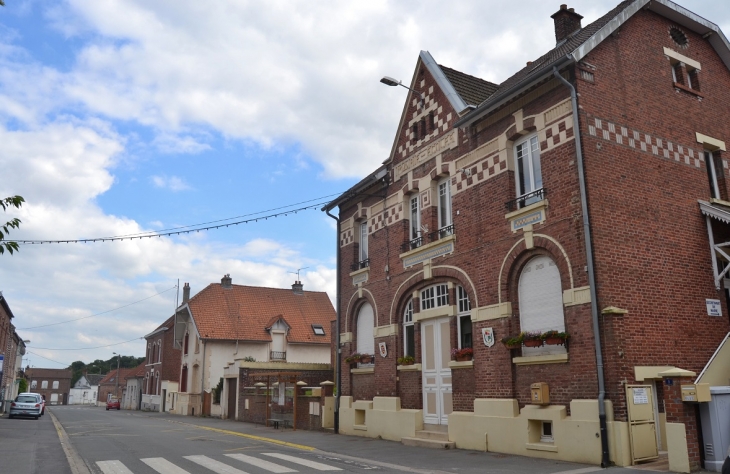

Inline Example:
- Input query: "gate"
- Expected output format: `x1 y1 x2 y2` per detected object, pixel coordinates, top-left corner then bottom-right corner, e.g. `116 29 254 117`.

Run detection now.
626 385 659 464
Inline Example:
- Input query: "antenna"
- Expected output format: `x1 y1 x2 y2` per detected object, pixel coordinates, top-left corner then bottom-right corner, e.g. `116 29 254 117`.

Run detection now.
289 267 310 281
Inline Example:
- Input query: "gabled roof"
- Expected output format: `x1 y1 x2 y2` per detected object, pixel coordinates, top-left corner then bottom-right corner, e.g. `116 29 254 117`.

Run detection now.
99 366 138 385
145 315 174 339
84 374 105 386
456 0 730 128
184 283 334 344
439 65 498 108
126 364 146 380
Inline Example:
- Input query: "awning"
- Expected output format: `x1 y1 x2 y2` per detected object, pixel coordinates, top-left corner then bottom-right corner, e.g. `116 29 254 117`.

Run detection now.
698 200 730 289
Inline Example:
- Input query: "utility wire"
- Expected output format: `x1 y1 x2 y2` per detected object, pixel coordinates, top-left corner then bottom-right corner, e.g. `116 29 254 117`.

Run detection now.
11 195 339 245
26 350 70 367
29 336 143 351
18 285 178 330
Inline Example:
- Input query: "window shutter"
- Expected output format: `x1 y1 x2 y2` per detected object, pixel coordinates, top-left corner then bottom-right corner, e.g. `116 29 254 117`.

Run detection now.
357 302 375 355
518 256 565 354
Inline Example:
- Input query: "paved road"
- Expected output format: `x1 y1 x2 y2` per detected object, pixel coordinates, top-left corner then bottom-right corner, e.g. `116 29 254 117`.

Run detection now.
29 405 706 474
0 407 72 474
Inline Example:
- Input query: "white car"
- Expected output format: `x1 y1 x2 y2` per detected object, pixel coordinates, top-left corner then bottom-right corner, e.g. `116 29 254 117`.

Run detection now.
9 393 43 419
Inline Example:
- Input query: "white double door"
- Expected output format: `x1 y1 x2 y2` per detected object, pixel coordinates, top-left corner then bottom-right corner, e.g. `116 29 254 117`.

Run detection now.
421 317 453 425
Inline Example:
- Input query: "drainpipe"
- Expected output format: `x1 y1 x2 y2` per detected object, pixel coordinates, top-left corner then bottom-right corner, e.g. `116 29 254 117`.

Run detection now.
325 207 341 434
553 64 610 467
201 340 206 416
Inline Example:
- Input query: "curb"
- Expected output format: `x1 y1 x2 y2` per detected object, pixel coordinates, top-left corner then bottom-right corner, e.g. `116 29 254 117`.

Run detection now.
49 409 92 474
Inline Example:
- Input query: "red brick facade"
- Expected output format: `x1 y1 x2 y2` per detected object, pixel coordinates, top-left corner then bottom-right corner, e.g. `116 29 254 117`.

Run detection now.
330 3 730 469
143 316 180 398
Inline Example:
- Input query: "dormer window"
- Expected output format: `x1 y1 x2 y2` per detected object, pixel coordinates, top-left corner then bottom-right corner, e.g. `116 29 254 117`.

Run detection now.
312 324 325 336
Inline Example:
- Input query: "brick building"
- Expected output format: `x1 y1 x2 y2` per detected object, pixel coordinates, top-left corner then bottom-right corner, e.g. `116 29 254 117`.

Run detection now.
141 315 181 412
97 366 137 406
27 368 72 405
0 292 17 405
324 1 730 471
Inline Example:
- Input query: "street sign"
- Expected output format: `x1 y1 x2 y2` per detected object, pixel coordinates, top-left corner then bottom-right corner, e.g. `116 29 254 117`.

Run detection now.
706 298 722 316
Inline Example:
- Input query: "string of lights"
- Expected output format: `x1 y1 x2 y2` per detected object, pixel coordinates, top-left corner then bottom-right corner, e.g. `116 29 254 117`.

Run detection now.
18 285 178 330
11 198 335 245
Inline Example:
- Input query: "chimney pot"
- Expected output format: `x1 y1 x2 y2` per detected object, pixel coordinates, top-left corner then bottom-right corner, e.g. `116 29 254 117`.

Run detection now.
551 5 583 43
221 274 232 289
292 280 304 295
182 282 191 303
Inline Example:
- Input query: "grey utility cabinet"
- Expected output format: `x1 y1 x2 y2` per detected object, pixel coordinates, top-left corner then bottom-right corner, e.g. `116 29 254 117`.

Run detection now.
700 386 730 471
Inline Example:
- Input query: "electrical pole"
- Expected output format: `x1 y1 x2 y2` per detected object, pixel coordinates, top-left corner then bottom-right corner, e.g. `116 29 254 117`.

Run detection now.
113 352 120 399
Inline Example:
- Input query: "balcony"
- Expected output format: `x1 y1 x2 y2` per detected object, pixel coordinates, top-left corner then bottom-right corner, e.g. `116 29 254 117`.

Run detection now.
350 258 370 272
400 236 423 253
505 188 547 212
429 224 455 242
270 351 286 361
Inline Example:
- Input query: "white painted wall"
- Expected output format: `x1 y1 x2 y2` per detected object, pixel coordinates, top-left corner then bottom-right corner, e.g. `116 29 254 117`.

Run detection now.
287 344 330 364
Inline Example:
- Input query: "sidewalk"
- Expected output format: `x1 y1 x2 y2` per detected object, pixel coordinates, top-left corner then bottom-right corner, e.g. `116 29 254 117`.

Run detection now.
117 410 692 474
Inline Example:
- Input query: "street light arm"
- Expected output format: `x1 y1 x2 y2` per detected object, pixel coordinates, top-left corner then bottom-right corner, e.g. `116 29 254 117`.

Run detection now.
380 76 425 107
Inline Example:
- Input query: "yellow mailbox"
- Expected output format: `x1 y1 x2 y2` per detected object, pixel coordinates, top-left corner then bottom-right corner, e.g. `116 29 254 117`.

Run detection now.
531 382 550 405
681 383 711 403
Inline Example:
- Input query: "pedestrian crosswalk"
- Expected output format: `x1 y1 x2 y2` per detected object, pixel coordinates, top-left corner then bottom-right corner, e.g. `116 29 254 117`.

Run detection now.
96 452 344 474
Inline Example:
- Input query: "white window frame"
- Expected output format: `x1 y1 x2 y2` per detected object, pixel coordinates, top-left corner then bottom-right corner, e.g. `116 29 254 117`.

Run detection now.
518 255 566 355
31 380 37 389
514 135 543 205
157 340 162 363
705 150 720 199
359 221 368 262
437 179 452 235
410 195 421 241
456 286 472 349
403 299 415 358
356 302 375 357
52 381 59 390
41 380 48 389
420 284 449 311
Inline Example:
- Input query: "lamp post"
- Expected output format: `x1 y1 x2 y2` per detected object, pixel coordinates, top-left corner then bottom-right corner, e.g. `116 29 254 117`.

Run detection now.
112 352 120 399
380 76 425 108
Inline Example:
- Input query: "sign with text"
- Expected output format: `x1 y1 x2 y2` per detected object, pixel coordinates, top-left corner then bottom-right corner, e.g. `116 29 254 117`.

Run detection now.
706 298 722 317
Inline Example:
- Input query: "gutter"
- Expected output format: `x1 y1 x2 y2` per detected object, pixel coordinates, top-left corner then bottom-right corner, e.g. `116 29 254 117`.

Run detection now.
552 64 610 467
324 207 342 434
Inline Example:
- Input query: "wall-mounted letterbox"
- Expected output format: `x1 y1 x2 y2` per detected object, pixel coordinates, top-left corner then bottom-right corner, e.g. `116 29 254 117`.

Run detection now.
681 383 711 403
531 382 550 405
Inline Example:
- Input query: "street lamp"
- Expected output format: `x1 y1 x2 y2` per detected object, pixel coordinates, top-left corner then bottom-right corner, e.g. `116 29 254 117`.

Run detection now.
112 352 120 399
380 76 425 108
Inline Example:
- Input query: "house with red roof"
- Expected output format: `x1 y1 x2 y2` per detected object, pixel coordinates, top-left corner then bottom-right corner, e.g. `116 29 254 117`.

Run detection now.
97 366 138 406
123 363 146 410
171 275 335 418
140 315 181 412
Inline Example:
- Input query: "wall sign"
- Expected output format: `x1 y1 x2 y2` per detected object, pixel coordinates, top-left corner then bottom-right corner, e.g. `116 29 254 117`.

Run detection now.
379 342 387 358
706 298 722 316
632 387 649 405
482 328 495 347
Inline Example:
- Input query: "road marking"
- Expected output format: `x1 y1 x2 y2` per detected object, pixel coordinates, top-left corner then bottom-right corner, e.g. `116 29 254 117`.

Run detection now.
142 457 191 474
551 468 605 474
262 453 342 471
185 455 250 474
96 460 134 474
226 453 298 473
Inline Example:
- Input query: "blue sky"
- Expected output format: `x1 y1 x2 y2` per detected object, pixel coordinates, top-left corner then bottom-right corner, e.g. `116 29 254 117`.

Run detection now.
0 0 727 369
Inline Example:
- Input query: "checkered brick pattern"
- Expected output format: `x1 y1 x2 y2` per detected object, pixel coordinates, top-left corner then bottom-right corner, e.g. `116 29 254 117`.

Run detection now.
587 116 710 169
369 204 403 233
453 151 508 193
340 228 353 247
396 83 453 158
541 117 574 152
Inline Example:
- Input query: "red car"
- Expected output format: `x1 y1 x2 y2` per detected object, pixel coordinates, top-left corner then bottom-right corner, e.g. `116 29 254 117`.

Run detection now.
106 397 120 410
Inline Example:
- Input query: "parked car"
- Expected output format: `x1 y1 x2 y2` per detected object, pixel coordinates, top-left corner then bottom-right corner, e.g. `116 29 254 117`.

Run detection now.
106 397 120 410
9 393 43 419
39 395 45 416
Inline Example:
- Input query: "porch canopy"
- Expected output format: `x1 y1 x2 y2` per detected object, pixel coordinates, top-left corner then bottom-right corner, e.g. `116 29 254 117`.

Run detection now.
699 200 730 290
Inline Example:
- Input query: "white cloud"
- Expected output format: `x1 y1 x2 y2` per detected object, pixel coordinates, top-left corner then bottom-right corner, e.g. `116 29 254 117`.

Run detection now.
151 175 191 192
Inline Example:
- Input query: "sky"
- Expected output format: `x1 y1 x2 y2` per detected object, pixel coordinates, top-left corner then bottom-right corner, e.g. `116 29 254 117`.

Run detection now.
0 0 728 369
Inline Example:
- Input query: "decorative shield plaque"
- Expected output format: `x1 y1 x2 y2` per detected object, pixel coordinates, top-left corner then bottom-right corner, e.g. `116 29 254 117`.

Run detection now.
482 327 495 347
379 341 387 358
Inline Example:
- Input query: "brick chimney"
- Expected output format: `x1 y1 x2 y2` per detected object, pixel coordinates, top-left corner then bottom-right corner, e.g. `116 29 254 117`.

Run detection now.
221 274 232 289
182 282 190 303
292 280 303 295
551 4 583 43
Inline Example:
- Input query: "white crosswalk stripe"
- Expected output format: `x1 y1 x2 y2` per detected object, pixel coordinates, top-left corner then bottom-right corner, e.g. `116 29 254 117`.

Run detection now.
141 457 192 474
184 455 251 474
225 453 298 473
261 453 342 471
96 460 135 474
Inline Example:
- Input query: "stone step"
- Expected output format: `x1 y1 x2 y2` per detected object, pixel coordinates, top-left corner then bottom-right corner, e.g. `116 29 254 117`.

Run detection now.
401 436 455 449
414 430 450 441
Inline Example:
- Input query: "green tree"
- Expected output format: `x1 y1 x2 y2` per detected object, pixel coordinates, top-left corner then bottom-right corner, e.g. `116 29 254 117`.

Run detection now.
18 378 28 394
1 195 24 255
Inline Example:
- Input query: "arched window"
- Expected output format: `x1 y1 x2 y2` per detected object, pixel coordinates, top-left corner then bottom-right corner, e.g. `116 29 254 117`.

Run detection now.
157 340 162 363
356 302 375 356
518 255 565 354
184 332 189 355
403 299 415 358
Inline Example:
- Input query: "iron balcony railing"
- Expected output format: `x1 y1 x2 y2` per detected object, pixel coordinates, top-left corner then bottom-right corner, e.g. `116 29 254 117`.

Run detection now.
505 188 547 212
429 224 455 242
270 351 286 361
400 236 423 253
350 258 370 272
